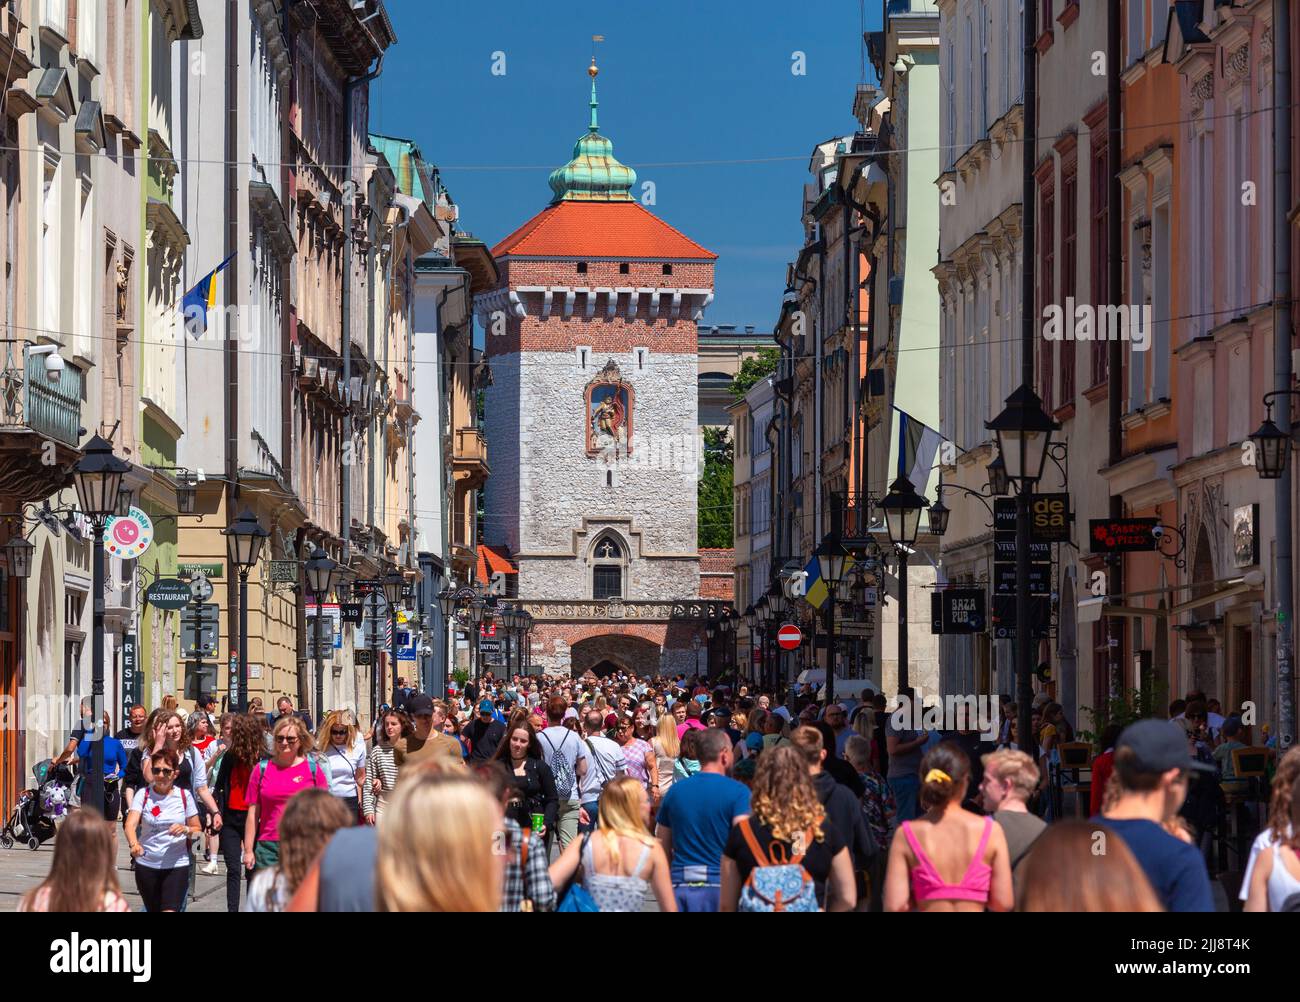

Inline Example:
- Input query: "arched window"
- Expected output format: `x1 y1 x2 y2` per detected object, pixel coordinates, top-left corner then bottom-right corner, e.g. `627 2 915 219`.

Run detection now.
592 535 624 600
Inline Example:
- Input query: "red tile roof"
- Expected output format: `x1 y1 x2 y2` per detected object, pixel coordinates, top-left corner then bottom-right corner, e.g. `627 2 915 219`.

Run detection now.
491 200 717 260
477 544 517 583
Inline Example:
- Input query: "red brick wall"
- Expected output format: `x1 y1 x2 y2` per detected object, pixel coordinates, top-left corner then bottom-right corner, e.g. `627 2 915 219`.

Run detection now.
483 259 715 358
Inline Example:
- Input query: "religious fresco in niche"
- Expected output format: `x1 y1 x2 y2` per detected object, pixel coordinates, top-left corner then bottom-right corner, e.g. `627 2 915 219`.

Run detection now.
586 359 634 457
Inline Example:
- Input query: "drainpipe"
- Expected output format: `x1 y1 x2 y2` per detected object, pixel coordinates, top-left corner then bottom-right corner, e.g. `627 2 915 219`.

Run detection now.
1274 0 1295 751
1105 0 1125 700
342 52 385 564
225 0 239 698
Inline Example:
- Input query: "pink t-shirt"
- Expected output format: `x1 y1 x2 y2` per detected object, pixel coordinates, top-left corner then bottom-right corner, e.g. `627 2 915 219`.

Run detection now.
244 758 328 842
676 719 706 739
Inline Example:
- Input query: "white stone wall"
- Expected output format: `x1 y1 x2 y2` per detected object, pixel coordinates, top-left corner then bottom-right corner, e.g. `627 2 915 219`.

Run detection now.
485 349 700 600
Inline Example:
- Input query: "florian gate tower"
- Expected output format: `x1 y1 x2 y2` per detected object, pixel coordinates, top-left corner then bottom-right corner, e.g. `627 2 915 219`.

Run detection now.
477 61 728 679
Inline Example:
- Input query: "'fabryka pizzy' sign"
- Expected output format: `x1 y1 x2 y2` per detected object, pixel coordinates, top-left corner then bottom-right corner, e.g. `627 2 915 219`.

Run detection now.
1089 517 1158 553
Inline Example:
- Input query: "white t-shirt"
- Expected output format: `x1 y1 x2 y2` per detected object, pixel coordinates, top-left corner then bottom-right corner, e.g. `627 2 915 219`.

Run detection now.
538 726 587 803
1239 825 1295 900
322 742 365 798
578 734 627 802
131 786 197 870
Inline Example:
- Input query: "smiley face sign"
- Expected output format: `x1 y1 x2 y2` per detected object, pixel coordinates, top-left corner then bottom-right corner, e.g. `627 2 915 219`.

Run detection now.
103 507 154 560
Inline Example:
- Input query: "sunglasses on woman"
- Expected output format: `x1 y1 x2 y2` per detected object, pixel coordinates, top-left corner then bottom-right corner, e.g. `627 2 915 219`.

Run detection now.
331 728 348 736
275 735 300 744
154 768 175 777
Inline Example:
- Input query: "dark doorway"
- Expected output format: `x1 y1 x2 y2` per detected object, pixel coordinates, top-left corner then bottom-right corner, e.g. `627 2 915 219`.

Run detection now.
588 660 621 678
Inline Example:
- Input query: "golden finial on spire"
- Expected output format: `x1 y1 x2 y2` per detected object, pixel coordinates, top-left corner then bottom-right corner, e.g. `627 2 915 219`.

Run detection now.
589 57 598 78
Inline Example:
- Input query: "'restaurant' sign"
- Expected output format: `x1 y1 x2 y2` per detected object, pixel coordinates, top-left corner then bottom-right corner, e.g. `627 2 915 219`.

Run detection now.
1089 518 1158 554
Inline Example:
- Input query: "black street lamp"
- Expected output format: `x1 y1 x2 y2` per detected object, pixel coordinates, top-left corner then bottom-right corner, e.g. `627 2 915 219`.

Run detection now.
766 581 787 695
73 434 131 818
816 533 848 704
985 454 1011 497
927 496 951 538
742 605 756 684
879 476 925 696
2 531 35 580
1249 393 1297 480
382 570 405 706
986 383 1059 773
304 547 338 726
519 610 534 676
221 508 268 712
466 597 487 686
438 588 459 688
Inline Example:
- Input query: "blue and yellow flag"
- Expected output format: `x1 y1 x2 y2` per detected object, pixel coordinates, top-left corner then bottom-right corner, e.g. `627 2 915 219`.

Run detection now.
802 549 856 610
181 253 236 338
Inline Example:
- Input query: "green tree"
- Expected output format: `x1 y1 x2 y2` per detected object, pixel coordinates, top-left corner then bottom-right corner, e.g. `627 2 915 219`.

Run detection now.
730 347 782 400
698 426 733 548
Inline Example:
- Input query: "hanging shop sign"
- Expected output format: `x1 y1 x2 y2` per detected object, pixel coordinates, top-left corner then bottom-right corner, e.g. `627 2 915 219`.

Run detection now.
103 507 154 559
930 589 986 634
1088 518 1158 553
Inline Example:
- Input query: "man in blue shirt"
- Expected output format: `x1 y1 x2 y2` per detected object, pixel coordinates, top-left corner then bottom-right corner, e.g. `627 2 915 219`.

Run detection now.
1093 719 1216 912
655 727 750 912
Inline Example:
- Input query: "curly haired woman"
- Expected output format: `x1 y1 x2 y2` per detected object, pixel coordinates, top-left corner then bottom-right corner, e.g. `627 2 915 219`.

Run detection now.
719 745 856 911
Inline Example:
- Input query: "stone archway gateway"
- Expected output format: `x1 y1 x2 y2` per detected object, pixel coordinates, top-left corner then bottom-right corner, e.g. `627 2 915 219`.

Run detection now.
571 633 662 678
517 598 733 680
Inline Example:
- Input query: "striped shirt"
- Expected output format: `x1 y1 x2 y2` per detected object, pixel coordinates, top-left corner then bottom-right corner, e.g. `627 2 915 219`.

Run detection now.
363 743 400 818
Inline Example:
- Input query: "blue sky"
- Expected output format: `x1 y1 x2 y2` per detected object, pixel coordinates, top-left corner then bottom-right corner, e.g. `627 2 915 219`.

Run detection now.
371 0 880 331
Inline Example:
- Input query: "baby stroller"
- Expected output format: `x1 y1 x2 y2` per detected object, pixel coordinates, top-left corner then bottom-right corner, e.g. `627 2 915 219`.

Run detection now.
1 760 73 850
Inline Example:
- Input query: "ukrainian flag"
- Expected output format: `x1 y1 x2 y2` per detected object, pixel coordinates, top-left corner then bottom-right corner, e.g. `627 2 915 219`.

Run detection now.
802 549 856 611
181 253 236 337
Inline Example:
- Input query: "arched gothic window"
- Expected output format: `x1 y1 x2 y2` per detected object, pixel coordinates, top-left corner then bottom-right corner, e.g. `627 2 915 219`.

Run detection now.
592 536 624 600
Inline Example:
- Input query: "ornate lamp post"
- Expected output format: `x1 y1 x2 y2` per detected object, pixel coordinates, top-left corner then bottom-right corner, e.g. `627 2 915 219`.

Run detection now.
438 587 459 691
467 597 487 686
304 547 338 725
382 570 405 706
767 583 787 689
879 475 925 695
73 435 131 818
221 509 268 712
815 534 848 704
987 384 1058 765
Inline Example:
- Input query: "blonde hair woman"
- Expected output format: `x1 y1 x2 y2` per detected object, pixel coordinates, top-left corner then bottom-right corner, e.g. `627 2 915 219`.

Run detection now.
243 714 328 871
376 771 503 911
721 745 855 911
651 713 680 809
548 775 676 911
315 710 366 820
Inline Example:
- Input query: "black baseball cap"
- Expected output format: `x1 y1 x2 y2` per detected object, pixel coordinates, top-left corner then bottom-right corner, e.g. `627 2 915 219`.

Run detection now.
1116 719 1216 773
406 694 434 716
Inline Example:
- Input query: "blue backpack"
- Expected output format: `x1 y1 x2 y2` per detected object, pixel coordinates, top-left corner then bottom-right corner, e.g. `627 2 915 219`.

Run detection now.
736 818 819 912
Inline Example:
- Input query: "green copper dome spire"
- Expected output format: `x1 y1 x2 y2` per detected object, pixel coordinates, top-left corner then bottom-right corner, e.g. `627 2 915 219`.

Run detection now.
547 58 637 203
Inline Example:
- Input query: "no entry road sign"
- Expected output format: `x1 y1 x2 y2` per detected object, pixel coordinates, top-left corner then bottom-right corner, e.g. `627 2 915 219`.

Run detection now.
777 623 802 650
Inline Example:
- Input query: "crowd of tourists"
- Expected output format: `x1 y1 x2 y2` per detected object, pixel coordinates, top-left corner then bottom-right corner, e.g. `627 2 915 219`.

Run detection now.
14 673 1300 913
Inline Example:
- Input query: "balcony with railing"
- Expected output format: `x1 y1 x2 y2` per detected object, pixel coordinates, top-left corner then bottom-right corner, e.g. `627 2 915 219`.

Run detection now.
452 426 489 487
0 349 84 501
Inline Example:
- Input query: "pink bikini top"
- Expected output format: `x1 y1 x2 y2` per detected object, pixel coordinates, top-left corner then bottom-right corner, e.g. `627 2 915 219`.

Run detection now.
902 816 993 904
